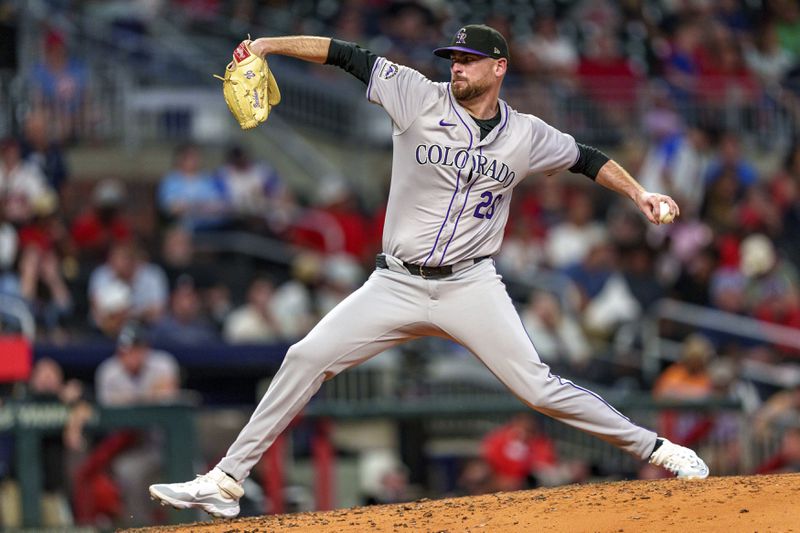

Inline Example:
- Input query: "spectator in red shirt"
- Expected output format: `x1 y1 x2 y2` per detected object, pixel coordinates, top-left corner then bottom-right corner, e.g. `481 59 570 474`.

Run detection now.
577 31 642 104
289 179 371 263
481 413 583 491
577 31 643 137
70 179 132 265
17 189 72 335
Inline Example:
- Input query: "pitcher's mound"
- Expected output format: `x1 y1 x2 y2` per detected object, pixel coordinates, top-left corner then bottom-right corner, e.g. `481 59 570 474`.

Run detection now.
134 473 800 532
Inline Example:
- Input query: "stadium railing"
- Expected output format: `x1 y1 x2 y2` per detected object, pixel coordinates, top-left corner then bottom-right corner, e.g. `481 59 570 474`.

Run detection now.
641 298 800 387
0 401 196 528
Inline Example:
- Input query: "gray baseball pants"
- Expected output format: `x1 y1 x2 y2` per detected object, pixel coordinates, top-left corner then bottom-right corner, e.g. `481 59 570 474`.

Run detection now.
217 255 657 481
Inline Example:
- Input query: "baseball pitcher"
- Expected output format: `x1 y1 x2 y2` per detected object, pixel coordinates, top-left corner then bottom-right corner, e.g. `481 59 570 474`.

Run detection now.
150 25 708 518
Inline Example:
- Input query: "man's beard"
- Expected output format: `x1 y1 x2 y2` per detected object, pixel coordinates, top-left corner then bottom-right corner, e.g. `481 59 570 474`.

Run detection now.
452 77 490 102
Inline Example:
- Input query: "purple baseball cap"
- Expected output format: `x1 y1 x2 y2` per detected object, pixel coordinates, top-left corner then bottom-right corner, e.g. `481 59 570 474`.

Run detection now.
433 24 509 61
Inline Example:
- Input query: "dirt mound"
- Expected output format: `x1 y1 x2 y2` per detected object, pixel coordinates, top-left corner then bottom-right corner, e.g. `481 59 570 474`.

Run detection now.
133 473 800 533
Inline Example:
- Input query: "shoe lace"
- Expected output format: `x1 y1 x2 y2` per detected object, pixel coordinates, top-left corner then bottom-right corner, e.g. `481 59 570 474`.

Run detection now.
178 473 212 488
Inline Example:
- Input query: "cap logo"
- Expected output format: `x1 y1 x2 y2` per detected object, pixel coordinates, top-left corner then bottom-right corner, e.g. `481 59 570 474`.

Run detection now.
455 28 467 44
494 47 500 55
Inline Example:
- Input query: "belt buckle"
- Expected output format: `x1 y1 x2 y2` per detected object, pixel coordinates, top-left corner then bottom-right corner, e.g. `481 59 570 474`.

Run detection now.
419 266 432 279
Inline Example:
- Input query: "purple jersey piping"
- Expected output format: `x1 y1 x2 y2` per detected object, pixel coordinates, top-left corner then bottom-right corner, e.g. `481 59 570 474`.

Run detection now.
438 103 507 265
515 312 633 423
437 146 480 266
366 57 383 102
423 168 461 267
422 84 474 267
498 101 509 134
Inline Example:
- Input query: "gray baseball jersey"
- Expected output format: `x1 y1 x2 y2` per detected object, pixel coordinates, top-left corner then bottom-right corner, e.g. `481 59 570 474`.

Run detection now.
368 56 578 266
216 57 657 483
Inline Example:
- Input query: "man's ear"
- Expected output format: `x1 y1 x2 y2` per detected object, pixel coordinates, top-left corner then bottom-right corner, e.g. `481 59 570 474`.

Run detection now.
495 58 508 77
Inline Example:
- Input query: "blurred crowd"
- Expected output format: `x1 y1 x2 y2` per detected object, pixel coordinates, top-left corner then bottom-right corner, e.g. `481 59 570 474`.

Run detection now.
3 0 800 528
7 0 800 144
0 131 379 345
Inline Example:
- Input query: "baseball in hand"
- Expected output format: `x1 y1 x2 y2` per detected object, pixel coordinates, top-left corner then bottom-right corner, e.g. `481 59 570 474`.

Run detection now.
659 201 675 224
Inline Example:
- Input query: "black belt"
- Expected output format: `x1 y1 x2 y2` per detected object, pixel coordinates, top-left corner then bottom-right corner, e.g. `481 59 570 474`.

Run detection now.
375 253 490 279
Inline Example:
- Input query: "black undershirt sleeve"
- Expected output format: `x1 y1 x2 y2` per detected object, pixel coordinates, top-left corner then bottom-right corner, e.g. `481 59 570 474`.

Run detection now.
324 39 378 85
568 143 610 180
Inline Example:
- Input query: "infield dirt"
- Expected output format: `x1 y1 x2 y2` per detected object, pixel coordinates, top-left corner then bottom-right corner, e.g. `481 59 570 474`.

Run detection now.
131 473 800 532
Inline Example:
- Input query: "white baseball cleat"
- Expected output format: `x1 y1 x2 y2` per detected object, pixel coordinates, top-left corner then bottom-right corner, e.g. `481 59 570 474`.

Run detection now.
149 467 244 518
648 438 709 479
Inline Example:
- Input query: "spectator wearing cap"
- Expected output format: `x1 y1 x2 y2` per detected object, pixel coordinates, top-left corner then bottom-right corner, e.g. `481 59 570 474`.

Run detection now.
96 322 180 405
654 334 715 401
89 278 132 340
740 234 800 336
71 179 132 266
88 241 168 332
652 334 715 455
94 321 180 526
28 29 89 142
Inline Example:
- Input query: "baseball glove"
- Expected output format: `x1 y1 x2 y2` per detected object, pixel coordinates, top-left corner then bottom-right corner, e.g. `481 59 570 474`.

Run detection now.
214 40 281 130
